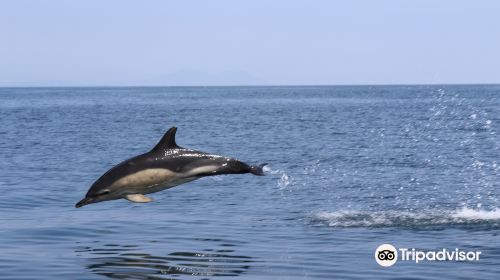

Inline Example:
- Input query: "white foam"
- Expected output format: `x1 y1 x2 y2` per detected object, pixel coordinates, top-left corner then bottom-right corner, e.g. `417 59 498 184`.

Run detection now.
313 207 500 228
452 207 500 220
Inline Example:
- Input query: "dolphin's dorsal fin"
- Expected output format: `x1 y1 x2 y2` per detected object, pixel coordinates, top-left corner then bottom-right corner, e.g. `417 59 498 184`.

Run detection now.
151 126 181 152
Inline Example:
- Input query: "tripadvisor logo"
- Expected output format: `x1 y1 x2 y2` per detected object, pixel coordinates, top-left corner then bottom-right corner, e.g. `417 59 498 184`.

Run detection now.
375 244 397 267
375 244 482 267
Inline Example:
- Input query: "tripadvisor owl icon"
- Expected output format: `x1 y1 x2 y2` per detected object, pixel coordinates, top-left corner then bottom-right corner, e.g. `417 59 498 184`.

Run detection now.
375 244 398 267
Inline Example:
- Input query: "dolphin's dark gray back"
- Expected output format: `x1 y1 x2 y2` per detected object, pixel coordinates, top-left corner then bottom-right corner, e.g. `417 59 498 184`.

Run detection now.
149 127 266 176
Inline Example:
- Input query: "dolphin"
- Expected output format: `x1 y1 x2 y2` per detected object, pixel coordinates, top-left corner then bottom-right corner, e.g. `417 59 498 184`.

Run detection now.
75 127 266 208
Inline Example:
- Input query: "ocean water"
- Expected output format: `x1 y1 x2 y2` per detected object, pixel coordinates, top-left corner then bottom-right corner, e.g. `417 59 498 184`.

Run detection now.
0 85 499 279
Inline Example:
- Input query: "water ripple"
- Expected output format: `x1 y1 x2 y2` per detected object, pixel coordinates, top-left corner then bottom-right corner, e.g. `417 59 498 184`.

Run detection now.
77 243 255 280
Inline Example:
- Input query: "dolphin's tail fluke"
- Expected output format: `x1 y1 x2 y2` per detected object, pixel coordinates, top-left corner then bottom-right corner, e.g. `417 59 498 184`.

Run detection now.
249 163 267 176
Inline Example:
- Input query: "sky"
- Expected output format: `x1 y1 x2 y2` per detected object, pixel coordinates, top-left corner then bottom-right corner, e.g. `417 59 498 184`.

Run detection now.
0 0 499 86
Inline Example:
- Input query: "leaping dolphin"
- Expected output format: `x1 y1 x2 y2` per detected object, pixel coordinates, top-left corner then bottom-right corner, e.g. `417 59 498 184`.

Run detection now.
75 127 266 208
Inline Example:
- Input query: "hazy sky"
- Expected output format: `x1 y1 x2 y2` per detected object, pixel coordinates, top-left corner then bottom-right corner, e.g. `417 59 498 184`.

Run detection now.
1 0 499 86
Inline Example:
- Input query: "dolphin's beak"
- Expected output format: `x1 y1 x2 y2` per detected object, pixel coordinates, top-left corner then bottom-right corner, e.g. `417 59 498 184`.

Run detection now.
75 197 94 208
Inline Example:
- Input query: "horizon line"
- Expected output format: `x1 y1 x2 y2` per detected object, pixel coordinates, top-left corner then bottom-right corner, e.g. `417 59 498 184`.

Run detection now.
1 82 499 88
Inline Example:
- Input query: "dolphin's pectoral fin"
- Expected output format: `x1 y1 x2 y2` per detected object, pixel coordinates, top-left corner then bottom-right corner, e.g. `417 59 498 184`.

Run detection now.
125 194 154 203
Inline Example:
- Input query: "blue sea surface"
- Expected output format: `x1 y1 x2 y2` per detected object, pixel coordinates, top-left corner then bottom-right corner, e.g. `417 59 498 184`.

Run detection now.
0 85 499 279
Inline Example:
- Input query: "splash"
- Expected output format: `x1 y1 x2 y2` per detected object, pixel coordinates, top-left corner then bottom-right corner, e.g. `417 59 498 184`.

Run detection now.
262 165 294 190
262 165 273 174
313 207 500 228
278 173 293 189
